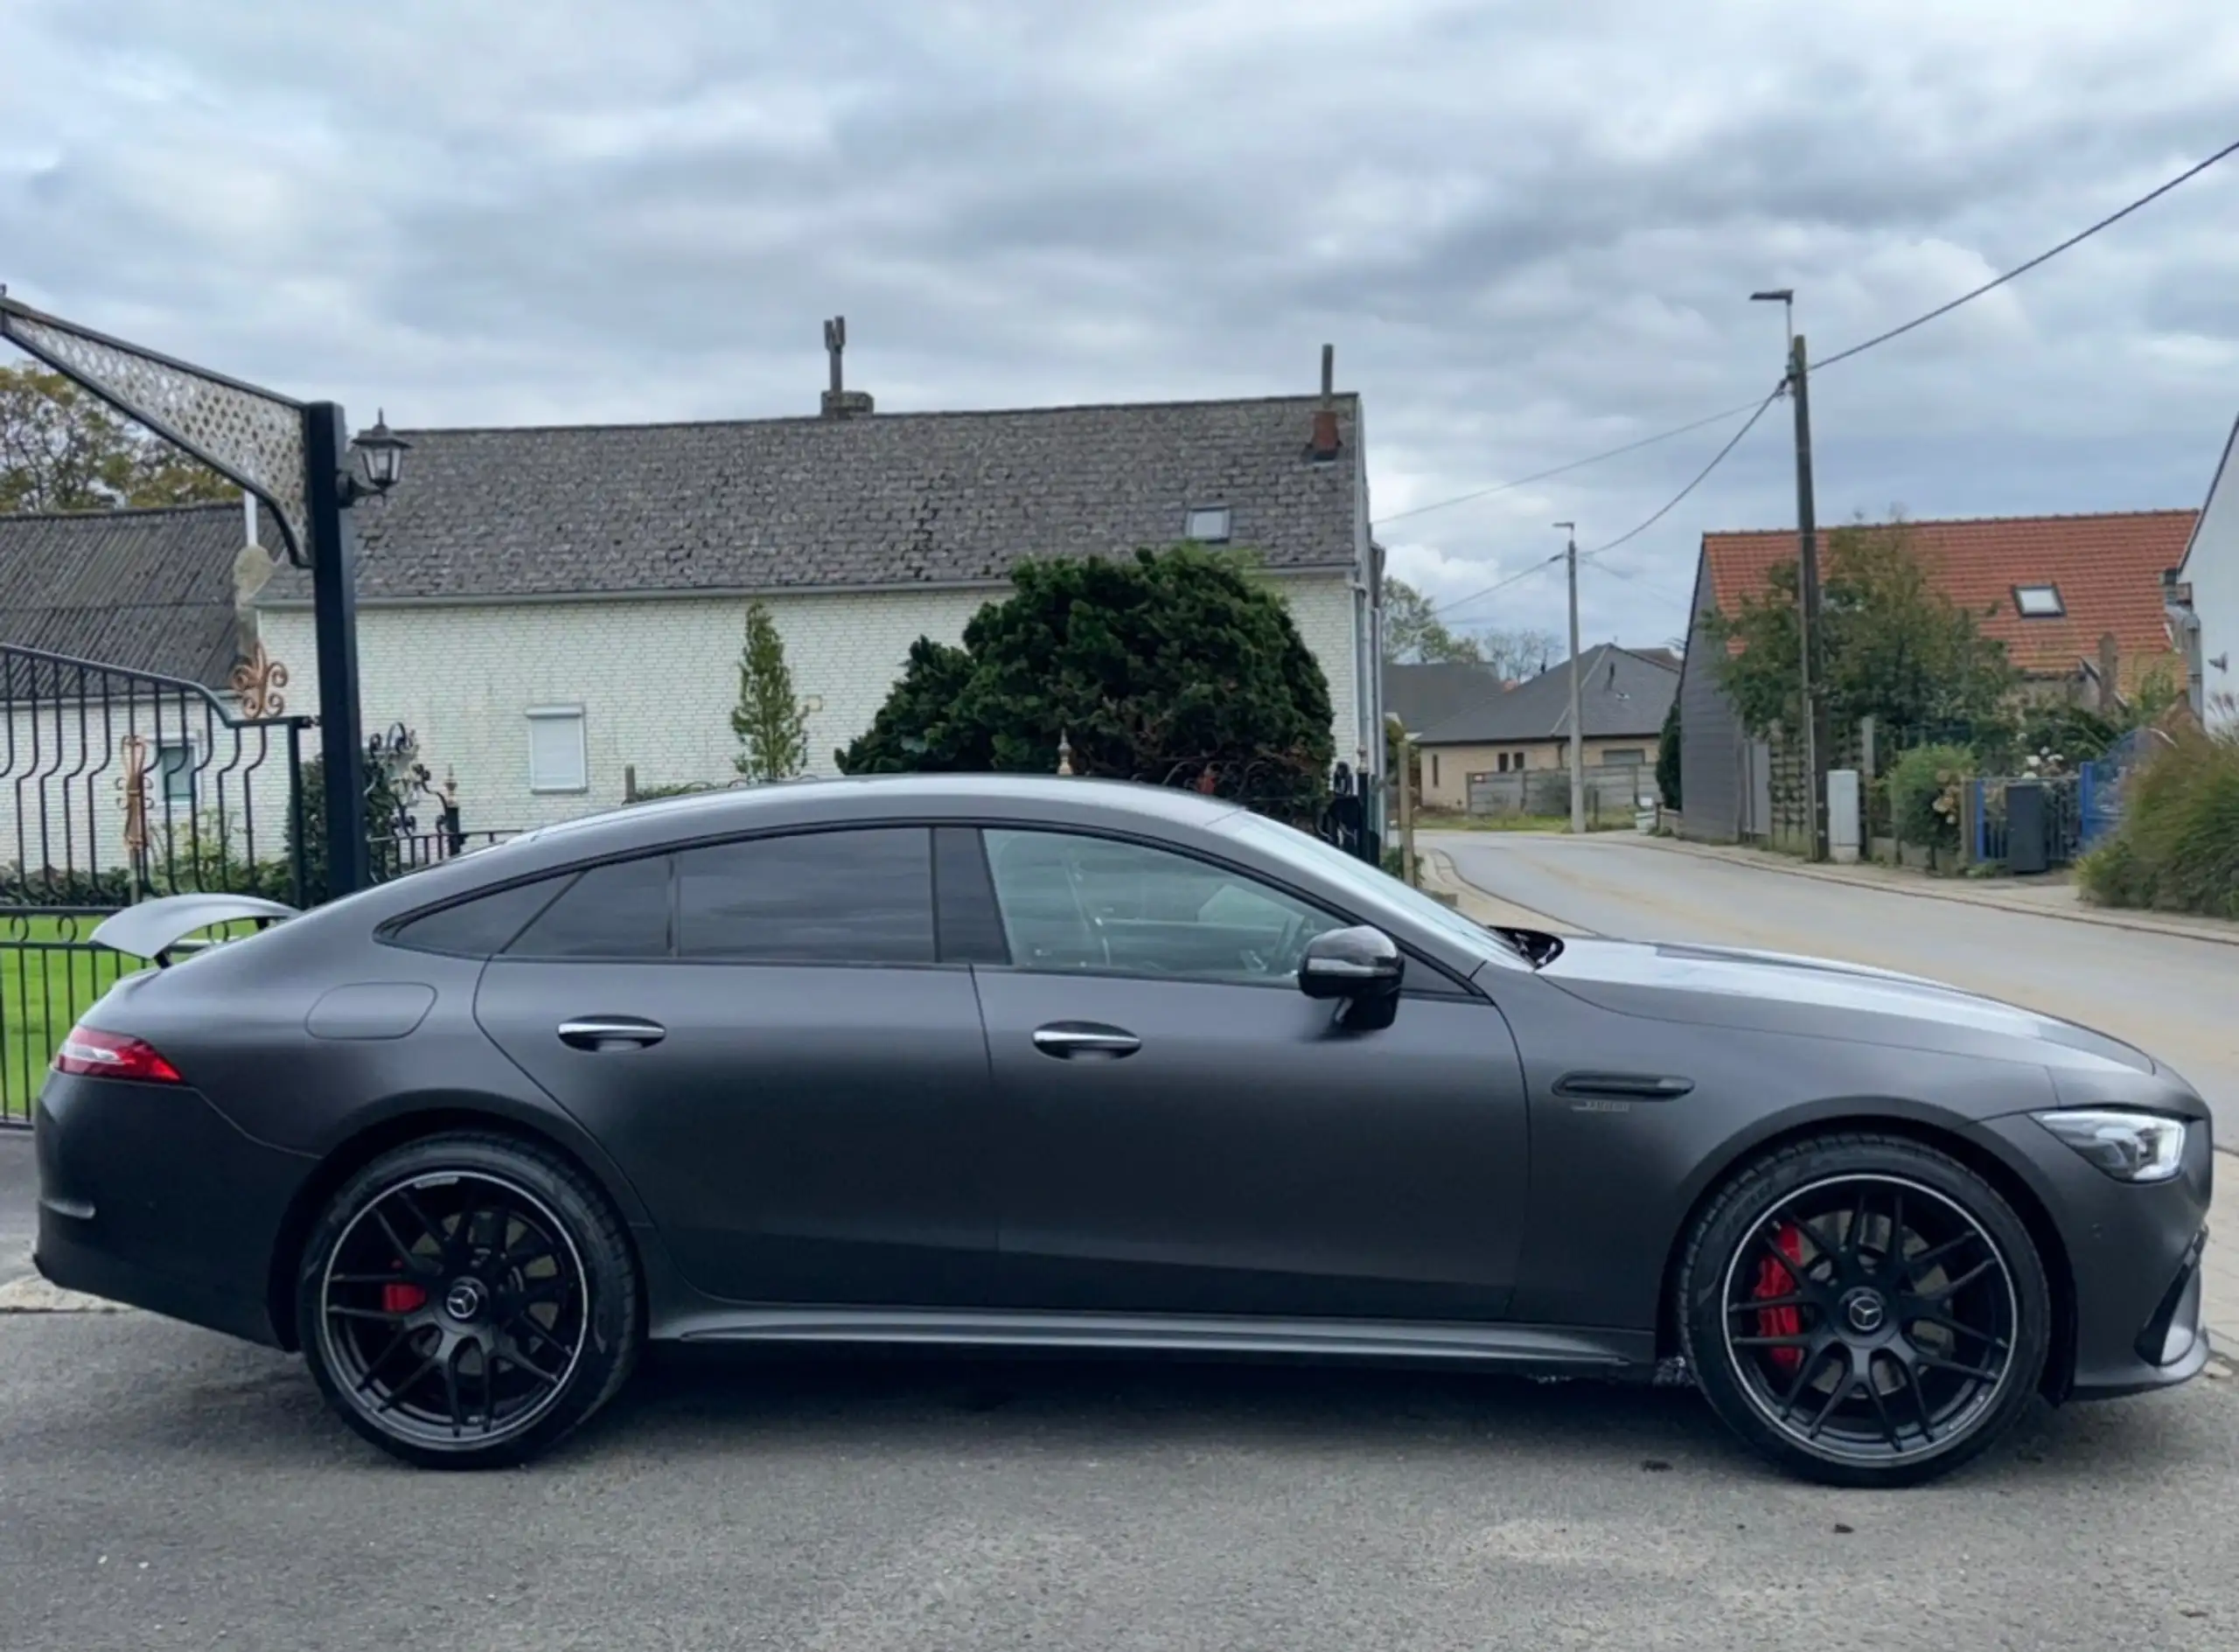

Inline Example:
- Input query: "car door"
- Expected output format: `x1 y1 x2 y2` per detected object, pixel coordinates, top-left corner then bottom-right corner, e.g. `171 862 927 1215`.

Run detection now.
473 826 999 1307
968 826 1531 1322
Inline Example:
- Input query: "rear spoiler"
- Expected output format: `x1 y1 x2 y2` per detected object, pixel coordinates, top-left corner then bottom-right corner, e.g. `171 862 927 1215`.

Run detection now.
88 894 299 966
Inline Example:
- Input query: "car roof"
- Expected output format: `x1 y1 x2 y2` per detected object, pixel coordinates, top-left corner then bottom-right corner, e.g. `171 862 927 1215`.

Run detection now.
513 773 1248 847
348 773 1264 919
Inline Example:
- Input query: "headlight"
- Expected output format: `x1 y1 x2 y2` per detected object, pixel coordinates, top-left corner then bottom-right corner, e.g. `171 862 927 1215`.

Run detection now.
2035 1109 2189 1182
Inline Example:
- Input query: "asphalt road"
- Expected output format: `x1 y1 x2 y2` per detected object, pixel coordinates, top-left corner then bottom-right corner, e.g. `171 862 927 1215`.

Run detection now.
1429 831 2239 1140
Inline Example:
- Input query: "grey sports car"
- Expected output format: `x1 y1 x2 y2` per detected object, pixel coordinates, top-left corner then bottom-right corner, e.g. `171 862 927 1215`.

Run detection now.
32 775 2213 1484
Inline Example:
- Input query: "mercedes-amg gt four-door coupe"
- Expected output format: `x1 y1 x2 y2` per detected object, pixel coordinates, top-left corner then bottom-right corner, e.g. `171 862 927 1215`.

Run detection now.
33 776 2213 1484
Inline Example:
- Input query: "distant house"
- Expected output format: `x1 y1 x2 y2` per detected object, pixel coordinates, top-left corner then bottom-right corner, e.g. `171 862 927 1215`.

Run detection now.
0 498 283 875
1678 509 2198 845
1381 660 1508 735
2175 415 2239 721
249 366 1384 833
0 500 253 689
1411 644 1678 810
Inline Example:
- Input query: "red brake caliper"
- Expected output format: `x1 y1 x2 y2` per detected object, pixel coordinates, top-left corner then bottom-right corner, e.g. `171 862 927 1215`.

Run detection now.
381 1279 428 1314
1752 1224 1806 1373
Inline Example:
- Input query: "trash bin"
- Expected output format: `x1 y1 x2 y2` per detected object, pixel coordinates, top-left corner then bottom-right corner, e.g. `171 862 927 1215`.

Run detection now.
2005 781 2048 875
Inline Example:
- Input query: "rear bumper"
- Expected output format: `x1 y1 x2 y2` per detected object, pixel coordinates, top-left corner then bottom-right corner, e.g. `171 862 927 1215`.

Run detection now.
32 1071 314 1349
1972 1112 2214 1401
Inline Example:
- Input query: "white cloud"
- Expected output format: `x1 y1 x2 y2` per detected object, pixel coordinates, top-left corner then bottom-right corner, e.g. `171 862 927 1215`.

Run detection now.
3 0 2236 649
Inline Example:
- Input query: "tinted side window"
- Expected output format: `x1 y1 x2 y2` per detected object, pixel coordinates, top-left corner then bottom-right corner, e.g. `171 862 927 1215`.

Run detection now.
387 876 568 957
506 855 673 958
982 829 1343 982
676 828 934 965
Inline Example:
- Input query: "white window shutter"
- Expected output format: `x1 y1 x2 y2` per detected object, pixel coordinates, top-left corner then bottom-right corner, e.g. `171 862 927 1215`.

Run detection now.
527 708 588 792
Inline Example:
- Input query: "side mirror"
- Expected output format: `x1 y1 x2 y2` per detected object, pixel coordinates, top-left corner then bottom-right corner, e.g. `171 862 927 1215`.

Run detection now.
1298 925 1404 1003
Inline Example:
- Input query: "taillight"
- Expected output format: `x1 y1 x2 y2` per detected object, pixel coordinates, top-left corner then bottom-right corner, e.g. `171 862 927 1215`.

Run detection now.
52 1025 184 1084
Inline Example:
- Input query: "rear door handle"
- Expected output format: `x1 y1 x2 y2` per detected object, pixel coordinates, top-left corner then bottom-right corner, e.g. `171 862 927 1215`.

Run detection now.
1552 1070 1692 1101
1031 1022 1142 1059
558 1017 666 1050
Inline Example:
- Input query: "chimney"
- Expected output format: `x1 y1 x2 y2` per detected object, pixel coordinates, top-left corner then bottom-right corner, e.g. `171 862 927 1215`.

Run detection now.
820 316 874 418
1306 343 1341 462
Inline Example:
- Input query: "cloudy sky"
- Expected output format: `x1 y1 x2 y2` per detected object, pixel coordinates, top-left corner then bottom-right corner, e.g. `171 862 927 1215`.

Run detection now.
4 0 2236 652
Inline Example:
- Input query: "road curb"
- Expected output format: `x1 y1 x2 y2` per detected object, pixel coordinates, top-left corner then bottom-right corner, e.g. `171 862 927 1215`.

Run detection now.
1416 851 1585 936
1623 835 2239 951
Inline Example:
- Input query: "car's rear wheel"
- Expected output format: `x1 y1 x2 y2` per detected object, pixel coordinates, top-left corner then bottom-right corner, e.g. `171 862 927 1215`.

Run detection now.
296 1133 641 1469
1678 1132 2050 1488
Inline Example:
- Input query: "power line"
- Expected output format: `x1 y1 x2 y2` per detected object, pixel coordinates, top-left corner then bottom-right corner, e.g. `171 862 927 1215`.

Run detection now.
1376 134 2239 531
1574 382 1786 561
1428 551 1565 623
1371 398 1774 528
1813 135 2239 372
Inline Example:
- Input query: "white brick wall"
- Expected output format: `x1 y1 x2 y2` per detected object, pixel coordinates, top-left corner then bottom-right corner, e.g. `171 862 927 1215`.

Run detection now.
257 573 1364 833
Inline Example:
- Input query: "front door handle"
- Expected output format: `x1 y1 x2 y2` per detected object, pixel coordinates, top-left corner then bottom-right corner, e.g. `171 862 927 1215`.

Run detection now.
1031 1022 1141 1059
558 1017 666 1051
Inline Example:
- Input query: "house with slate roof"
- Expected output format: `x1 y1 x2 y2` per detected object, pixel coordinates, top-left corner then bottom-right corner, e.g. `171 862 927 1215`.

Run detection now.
1410 644 1678 811
0 499 257 689
1678 509 2198 844
1380 661 1510 738
251 359 1382 833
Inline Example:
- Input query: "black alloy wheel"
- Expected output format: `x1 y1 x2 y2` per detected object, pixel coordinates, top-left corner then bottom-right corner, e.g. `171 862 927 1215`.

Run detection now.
1679 1133 2050 1487
297 1133 640 1469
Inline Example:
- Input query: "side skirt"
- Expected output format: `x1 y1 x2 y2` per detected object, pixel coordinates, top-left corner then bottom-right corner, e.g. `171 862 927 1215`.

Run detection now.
661 1306 1655 1377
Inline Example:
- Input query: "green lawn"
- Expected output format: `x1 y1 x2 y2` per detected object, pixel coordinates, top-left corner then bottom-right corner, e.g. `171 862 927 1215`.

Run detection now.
1 919 146 1123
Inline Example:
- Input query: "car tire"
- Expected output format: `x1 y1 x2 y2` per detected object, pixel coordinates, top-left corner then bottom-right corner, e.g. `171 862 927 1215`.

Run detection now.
296 1131 641 1470
1677 1131 2051 1488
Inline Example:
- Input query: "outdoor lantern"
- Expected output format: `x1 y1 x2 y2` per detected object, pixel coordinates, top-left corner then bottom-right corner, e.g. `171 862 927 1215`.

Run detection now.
351 409 409 495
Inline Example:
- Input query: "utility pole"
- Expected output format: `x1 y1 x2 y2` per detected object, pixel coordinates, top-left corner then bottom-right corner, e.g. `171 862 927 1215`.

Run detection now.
1753 289 1827 861
1557 522 1585 833
1789 331 1828 861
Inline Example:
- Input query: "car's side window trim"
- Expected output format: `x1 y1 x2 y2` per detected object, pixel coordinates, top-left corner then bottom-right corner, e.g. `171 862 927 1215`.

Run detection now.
378 871 579 958
931 824 1011 966
967 823 1482 998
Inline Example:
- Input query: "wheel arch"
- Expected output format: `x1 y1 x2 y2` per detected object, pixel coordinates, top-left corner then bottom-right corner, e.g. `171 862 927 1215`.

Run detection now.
264 1095 650 1352
1652 1109 2078 1401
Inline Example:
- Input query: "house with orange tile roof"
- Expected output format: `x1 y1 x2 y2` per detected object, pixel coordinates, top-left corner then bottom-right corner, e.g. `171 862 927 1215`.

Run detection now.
1677 509 2197 844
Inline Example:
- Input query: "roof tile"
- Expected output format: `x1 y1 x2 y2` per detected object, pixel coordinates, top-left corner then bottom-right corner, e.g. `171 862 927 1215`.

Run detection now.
262 394 1362 604
1698 511 2194 688
0 503 247 688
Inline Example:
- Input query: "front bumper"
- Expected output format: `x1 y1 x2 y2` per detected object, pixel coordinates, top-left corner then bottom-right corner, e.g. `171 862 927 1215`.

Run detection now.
33 1071 316 1349
1973 1112 2214 1400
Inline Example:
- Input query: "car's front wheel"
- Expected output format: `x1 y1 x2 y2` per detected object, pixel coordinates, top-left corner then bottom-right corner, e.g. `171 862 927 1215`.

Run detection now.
296 1132 641 1469
1678 1132 2051 1488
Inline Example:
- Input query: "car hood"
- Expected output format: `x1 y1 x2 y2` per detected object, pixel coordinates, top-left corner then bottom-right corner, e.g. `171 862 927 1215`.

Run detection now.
1533 936 2154 1074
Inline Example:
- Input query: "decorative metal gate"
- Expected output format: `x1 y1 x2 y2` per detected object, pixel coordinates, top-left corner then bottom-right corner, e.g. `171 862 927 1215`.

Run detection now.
0 644 310 1124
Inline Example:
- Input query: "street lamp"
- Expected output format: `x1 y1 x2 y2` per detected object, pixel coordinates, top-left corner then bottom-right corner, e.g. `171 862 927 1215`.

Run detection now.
346 409 409 500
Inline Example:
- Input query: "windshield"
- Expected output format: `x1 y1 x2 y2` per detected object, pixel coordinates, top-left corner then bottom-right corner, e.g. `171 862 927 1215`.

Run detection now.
1221 812 1524 965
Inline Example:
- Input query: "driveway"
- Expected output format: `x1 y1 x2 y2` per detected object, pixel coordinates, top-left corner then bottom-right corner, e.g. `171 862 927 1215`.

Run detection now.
1426 831 2239 1140
1 1311 2236 1650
